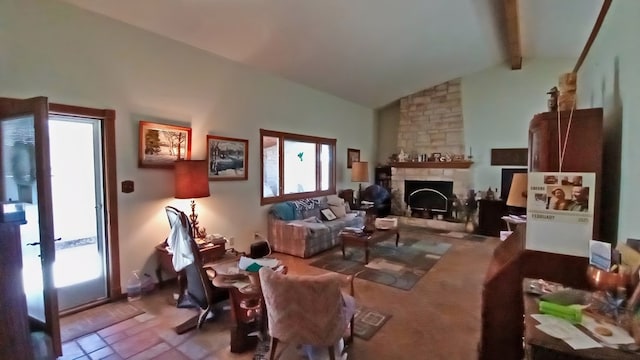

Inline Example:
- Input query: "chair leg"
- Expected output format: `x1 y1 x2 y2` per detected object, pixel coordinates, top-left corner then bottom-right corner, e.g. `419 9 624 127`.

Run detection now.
269 337 279 360
328 345 336 360
197 306 212 329
348 315 354 345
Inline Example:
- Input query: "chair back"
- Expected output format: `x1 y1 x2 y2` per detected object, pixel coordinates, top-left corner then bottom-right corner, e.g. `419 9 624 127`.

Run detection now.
165 206 214 310
259 268 347 346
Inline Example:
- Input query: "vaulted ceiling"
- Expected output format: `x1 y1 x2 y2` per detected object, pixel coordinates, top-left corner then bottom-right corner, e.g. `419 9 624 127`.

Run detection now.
62 0 603 108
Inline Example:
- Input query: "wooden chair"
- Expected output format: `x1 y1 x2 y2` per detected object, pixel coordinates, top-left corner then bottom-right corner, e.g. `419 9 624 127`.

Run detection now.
259 268 355 360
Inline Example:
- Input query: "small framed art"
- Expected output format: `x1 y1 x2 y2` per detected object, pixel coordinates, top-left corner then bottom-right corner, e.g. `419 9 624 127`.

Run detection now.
207 135 248 181
138 121 192 168
347 148 360 169
320 208 337 221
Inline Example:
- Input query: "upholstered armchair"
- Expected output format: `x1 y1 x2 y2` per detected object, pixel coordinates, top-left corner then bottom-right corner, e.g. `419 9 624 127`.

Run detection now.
259 268 355 360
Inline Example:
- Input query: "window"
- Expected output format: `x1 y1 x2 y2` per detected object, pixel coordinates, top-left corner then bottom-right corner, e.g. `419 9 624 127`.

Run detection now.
261 129 336 205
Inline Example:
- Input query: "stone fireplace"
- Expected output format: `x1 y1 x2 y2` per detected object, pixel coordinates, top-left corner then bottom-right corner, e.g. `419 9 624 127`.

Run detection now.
391 167 471 216
405 180 453 217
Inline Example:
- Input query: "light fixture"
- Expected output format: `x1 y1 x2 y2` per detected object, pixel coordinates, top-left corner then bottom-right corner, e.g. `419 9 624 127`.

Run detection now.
174 160 210 239
506 173 528 210
351 161 369 205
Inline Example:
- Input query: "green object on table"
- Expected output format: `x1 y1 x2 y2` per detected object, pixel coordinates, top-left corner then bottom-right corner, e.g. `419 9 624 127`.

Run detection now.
245 263 262 272
539 300 583 324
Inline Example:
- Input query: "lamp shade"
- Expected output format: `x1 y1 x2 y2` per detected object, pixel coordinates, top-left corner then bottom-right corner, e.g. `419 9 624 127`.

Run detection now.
351 161 369 182
506 173 528 208
174 160 210 199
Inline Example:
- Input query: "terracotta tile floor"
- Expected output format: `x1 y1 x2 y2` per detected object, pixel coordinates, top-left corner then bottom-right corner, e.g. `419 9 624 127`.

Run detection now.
58 226 500 360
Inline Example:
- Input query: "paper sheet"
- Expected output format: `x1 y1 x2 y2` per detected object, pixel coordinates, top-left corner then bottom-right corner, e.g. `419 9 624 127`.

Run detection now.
581 315 635 345
238 256 281 271
531 314 603 350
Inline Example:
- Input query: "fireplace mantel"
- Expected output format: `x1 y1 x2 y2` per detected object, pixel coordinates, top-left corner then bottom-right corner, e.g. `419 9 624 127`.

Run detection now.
389 161 473 169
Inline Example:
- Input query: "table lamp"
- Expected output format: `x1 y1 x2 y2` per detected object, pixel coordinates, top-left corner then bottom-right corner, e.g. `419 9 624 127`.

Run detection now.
174 160 210 239
351 161 369 206
506 173 528 216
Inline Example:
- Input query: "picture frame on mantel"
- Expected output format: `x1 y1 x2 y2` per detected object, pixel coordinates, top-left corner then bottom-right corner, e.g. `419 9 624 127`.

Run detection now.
138 121 192 169
347 148 360 169
207 135 248 181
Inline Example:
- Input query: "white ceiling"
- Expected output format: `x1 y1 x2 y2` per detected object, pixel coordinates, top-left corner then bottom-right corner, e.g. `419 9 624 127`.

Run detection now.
62 0 603 108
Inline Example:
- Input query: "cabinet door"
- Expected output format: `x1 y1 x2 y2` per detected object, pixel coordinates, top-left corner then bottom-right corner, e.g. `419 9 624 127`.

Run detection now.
0 97 61 356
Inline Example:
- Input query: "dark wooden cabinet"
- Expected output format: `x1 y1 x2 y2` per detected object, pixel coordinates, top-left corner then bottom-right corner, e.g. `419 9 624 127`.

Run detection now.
477 199 507 237
529 108 603 239
375 166 391 191
0 220 33 360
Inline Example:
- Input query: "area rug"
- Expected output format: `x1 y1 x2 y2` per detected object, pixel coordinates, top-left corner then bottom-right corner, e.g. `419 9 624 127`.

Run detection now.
440 231 487 242
309 237 451 290
60 301 144 342
253 305 389 359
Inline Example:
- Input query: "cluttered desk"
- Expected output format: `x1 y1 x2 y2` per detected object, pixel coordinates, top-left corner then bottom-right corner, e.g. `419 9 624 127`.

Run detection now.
523 238 640 359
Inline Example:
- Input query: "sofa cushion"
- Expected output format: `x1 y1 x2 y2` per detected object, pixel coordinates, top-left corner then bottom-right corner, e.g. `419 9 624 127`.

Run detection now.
329 204 347 218
272 202 295 221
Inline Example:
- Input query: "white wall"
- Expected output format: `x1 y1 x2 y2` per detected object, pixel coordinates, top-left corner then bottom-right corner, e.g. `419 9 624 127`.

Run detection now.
577 1 640 245
0 0 374 287
461 58 574 195
375 101 400 165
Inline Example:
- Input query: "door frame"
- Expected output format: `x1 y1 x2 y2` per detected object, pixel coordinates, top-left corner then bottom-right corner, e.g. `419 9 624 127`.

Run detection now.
49 103 121 308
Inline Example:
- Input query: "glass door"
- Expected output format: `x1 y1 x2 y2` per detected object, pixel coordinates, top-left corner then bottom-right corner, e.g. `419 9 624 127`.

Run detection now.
49 116 108 311
0 96 61 356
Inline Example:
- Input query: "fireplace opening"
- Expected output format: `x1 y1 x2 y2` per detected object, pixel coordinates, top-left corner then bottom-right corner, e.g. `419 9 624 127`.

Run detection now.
405 180 455 219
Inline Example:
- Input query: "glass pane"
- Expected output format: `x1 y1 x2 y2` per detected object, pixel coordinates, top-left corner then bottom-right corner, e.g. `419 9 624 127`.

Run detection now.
320 144 330 191
262 136 280 197
0 115 46 321
284 140 317 194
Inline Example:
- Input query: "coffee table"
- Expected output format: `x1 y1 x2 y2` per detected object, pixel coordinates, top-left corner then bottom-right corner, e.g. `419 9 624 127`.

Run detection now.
340 228 399 264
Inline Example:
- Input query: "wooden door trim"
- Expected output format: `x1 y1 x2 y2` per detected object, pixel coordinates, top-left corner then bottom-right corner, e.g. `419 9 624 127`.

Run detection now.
49 103 121 299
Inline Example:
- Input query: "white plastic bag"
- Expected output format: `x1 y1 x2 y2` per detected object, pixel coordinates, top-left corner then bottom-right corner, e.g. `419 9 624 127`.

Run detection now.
167 215 194 272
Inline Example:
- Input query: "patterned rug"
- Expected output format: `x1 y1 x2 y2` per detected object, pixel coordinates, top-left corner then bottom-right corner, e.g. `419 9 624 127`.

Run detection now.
60 301 144 342
440 231 487 242
309 236 451 290
253 305 389 359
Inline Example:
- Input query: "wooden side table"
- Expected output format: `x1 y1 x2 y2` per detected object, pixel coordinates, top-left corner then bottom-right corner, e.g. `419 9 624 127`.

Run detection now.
155 242 225 302
340 228 399 264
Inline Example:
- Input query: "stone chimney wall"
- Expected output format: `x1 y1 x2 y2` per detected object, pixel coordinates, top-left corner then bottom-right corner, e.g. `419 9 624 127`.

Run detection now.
397 79 464 158
391 79 471 212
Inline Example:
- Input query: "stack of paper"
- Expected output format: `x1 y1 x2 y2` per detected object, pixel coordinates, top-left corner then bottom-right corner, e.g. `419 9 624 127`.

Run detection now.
238 256 281 272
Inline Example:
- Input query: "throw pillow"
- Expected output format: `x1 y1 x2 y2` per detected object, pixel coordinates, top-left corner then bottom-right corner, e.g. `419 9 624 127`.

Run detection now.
329 204 347 218
327 195 344 206
271 202 295 221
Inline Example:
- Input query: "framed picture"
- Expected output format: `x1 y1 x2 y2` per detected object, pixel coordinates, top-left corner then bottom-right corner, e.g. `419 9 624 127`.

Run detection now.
138 121 192 168
207 135 248 181
347 148 360 169
320 208 337 221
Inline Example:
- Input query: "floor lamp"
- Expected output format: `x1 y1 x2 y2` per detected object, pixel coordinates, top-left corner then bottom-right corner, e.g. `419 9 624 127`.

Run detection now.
174 160 210 240
351 161 369 207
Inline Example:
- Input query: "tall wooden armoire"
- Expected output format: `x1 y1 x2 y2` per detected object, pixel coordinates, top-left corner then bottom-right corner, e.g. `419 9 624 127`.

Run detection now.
528 107 603 239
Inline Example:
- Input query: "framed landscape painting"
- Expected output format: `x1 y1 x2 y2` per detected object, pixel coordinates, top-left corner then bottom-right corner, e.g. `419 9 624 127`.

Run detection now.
347 148 360 169
138 121 192 168
207 135 248 181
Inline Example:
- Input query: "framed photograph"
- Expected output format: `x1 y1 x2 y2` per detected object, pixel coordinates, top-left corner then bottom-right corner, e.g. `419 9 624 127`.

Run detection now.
347 148 360 168
320 208 337 221
138 121 192 168
207 135 248 181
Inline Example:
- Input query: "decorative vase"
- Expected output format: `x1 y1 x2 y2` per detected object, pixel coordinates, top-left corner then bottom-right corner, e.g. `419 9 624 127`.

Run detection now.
465 216 477 234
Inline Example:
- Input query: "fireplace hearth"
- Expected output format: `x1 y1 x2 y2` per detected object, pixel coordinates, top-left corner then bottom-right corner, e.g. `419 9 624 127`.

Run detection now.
405 180 455 219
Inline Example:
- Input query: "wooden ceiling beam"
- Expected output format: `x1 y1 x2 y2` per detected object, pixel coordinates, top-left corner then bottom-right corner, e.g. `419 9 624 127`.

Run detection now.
573 0 612 73
503 0 522 70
